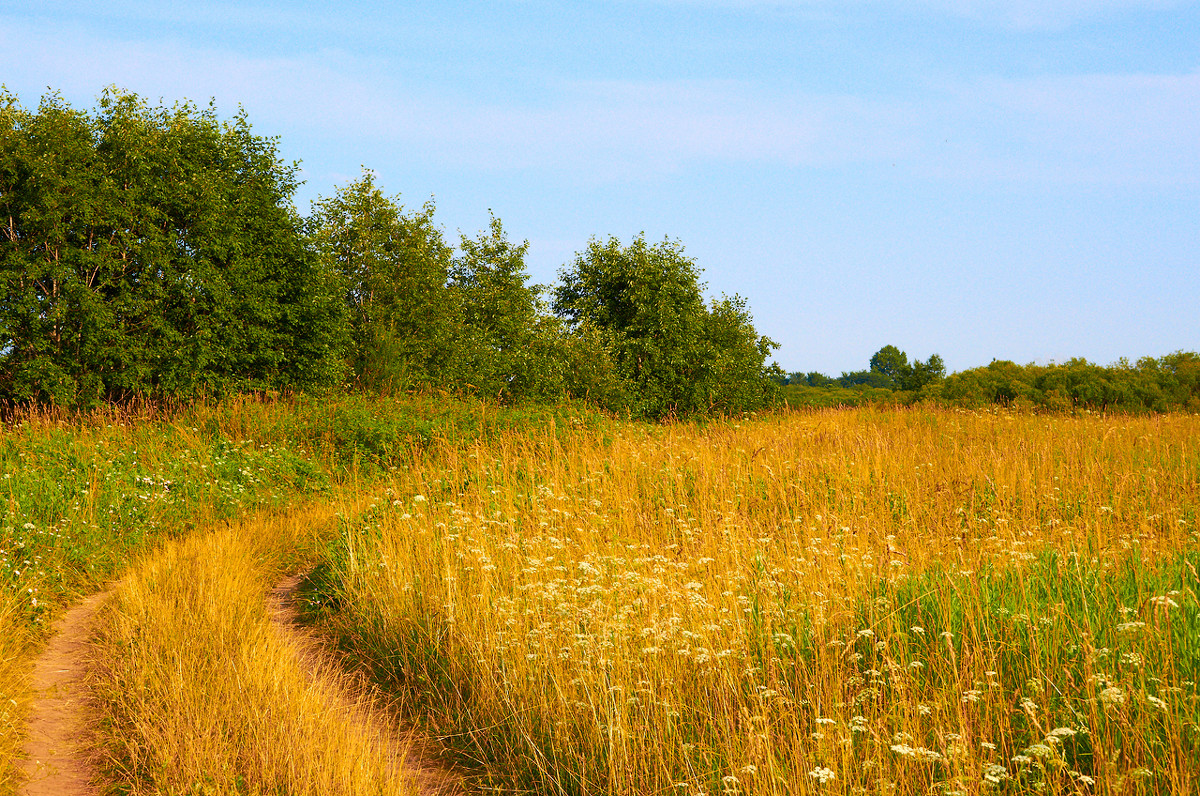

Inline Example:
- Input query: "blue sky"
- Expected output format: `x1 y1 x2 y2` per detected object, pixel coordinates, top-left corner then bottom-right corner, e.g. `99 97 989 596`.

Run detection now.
2 0 1197 374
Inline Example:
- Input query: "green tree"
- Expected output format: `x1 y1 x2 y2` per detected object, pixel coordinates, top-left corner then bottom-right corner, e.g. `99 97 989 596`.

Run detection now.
869 345 909 387
867 346 945 392
305 171 452 390
839 369 895 389
698 294 783 412
552 234 778 417
904 353 946 391
447 214 553 400
0 88 346 407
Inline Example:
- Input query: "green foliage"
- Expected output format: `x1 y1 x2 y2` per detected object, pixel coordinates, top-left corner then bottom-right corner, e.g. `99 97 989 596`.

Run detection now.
855 550 1200 784
0 89 347 408
0 392 605 635
0 409 322 631
788 349 1200 414
870 344 909 384
446 215 574 402
785 371 837 388
552 234 779 418
839 369 898 390
780 382 900 409
907 353 946 391
786 344 944 399
865 345 946 391
941 353 1200 413
304 171 452 390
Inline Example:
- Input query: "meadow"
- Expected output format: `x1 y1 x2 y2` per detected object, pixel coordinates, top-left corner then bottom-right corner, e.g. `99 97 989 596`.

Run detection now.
305 407 1199 796
0 394 594 793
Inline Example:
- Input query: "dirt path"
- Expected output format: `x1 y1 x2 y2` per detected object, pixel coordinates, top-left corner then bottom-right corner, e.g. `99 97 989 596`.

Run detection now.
18 590 108 796
17 575 467 796
268 574 470 796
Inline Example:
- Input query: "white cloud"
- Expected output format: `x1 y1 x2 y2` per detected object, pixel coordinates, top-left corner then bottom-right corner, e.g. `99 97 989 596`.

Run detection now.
0 18 918 176
646 0 1189 28
3 17 1197 186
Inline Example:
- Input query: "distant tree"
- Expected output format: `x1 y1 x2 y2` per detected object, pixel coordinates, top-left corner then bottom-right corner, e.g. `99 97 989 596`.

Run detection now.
865 346 946 392
869 345 909 386
0 88 347 407
552 234 778 417
903 353 946 391
839 369 895 389
787 371 835 387
305 171 452 390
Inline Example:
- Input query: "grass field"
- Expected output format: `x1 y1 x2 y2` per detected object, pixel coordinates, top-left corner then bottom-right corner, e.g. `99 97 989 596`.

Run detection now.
2 400 1197 794
0 398 331 793
305 407 1200 795
0 393 595 793
88 500 420 796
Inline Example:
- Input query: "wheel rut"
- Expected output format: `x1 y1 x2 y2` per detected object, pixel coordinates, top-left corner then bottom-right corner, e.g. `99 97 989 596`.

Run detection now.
268 573 471 796
18 574 470 796
19 590 109 796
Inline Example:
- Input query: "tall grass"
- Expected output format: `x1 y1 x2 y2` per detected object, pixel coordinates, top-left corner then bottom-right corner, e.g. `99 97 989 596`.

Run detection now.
1 392 596 793
87 500 420 796
307 407 1200 795
0 397 329 793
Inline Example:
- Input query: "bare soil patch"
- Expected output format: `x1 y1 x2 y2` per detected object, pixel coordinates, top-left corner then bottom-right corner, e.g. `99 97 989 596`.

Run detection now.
19 591 108 796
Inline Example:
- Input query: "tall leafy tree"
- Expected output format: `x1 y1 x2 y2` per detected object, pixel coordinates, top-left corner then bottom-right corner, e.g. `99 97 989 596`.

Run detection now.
0 88 346 407
869 345 909 386
553 234 778 417
867 345 945 391
305 171 452 390
448 214 550 399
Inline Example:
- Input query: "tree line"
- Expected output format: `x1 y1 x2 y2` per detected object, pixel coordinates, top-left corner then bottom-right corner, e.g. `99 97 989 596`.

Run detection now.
5 89 1193 418
1 89 780 417
783 346 1200 413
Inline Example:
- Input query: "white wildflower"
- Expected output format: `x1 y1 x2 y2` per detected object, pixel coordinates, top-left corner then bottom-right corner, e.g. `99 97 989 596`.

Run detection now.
1046 727 1077 743
890 744 943 762
1100 686 1125 705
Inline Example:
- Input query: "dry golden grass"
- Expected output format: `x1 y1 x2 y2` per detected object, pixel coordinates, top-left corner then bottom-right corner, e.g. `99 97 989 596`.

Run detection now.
313 407 1200 795
2 393 572 793
88 500 420 796
0 603 29 795
0 399 325 794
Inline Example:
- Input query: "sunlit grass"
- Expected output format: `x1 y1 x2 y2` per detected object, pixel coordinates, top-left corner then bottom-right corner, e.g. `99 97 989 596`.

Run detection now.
0 398 332 794
309 407 1200 795
88 500 420 796
0 392 591 793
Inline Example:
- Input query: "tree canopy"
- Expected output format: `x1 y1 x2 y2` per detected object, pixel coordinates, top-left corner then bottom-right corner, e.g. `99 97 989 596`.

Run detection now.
304 171 451 390
553 235 779 417
0 88 346 406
